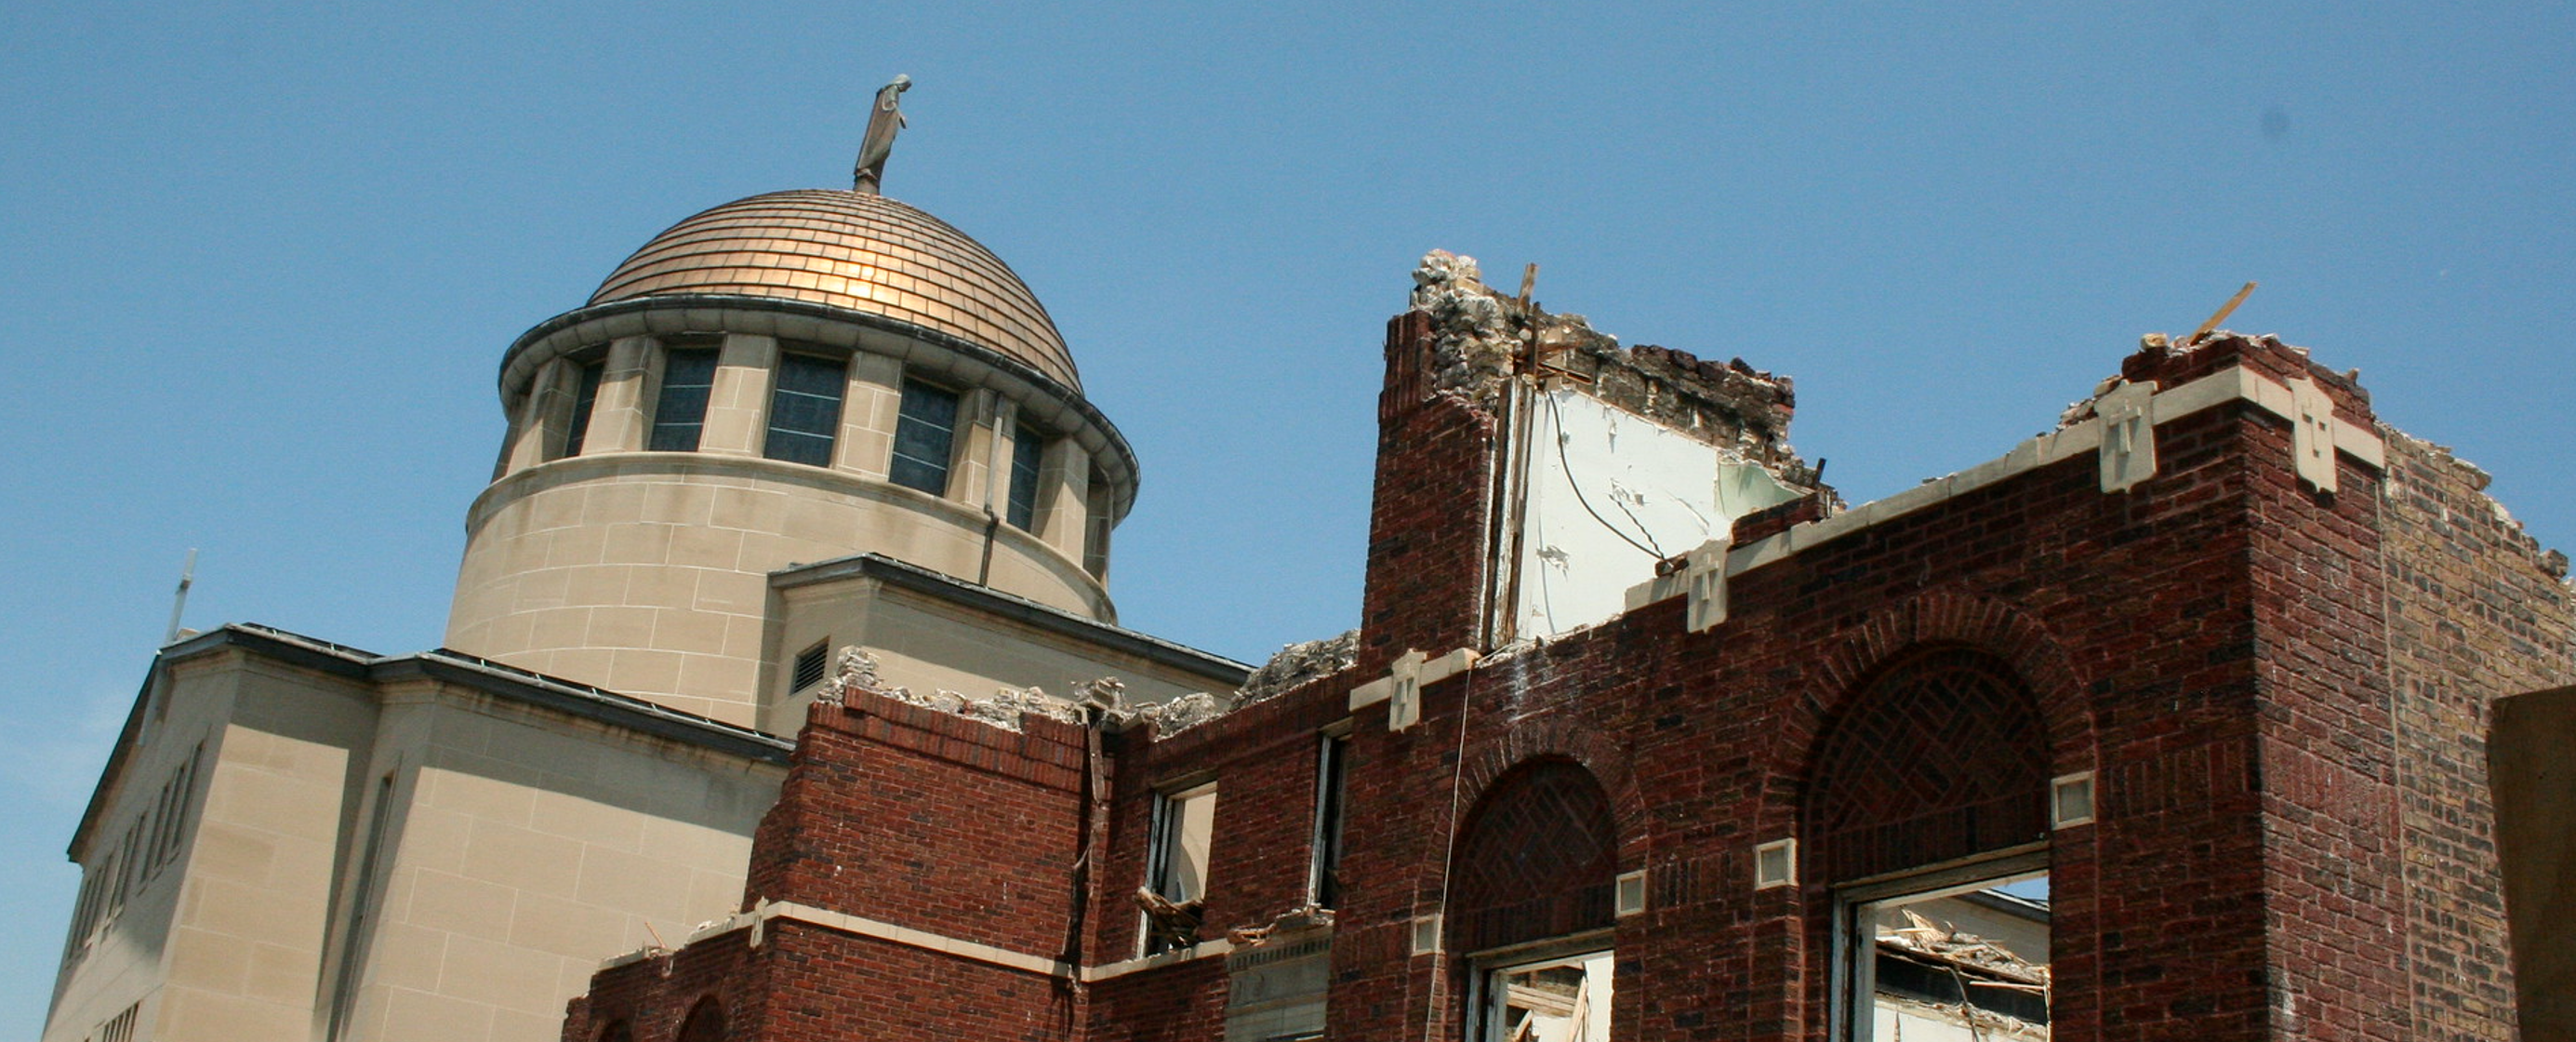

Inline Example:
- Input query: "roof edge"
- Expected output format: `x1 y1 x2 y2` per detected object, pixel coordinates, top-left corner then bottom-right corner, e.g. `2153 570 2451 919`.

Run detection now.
773 553 1254 686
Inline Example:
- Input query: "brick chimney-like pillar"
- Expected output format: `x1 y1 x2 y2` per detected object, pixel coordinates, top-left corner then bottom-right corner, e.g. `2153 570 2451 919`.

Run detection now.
1356 310 1503 672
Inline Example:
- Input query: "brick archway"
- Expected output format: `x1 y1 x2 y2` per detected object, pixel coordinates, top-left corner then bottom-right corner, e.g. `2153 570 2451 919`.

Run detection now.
1764 587 2094 834
675 998 724 1042
1452 715 1644 858
1802 646 2052 883
1447 758 1621 953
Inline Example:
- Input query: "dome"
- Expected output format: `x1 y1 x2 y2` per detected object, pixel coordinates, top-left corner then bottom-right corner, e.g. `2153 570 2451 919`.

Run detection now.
591 190 1079 389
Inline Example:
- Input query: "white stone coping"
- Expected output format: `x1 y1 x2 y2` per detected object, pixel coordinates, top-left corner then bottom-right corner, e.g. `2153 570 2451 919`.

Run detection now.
1348 647 1479 710
602 900 1231 983
1626 364 2387 611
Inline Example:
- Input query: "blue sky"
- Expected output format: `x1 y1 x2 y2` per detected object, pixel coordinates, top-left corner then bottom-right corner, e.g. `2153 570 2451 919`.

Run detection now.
3 1 2569 1032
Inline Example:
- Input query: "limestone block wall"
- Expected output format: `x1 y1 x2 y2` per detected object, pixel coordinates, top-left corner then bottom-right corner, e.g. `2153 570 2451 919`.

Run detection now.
45 653 382 1042
328 685 784 1042
446 454 1109 728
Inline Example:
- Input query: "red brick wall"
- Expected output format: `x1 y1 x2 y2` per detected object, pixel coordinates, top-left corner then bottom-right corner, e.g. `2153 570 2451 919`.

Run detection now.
1358 310 1499 669
551 323 2542 1042
743 697 1091 958
563 928 766 1042
565 923 1078 1042
1097 334 2434 1041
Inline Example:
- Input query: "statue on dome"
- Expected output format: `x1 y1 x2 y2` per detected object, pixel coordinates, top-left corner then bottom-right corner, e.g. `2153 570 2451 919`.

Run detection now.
852 74 912 194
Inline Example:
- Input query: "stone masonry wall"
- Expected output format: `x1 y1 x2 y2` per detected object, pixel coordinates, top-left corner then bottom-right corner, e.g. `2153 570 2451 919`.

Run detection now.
2379 431 2576 1041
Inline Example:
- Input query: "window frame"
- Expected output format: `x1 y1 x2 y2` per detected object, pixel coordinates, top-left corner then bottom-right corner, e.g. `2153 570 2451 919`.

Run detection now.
1306 728 1350 908
888 378 963 496
1005 417 1045 531
1463 929 1617 1042
560 358 605 459
1829 843 2049 1042
762 351 846 468
646 341 723 452
1142 780 1218 955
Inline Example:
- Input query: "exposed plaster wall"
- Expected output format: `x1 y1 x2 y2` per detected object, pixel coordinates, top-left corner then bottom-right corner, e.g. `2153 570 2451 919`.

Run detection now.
1403 250 1818 645
1519 388 1798 639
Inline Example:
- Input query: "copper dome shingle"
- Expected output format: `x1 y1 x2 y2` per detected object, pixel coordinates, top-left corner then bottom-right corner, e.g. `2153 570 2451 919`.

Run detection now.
591 190 1079 389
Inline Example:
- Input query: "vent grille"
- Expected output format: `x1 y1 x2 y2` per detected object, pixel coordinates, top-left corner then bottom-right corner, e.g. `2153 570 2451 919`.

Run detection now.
791 643 829 692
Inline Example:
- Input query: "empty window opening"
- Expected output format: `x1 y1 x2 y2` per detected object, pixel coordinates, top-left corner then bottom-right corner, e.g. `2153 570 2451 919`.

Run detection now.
1476 948 1613 1042
1843 865 2051 1042
676 999 725 1042
1307 733 1348 908
1142 782 1217 955
647 344 721 452
790 641 829 693
325 775 399 1042
141 742 203 884
889 380 961 495
1006 419 1044 530
764 353 845 467
562 359 604 458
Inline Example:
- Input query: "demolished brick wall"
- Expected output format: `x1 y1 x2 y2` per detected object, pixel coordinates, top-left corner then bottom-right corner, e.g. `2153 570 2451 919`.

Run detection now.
2379 432 2576 1042
551 277 2555 1042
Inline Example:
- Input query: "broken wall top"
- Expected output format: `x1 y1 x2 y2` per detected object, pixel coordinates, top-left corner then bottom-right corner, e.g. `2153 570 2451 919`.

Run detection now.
1407 249 1809 474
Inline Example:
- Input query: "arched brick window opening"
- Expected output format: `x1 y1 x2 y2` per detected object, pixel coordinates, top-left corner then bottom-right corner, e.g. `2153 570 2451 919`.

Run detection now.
1451 759 1619 1041
675 998 725 1042
1805 647 2054 1041
1452 758 1619 952
1805 647 2051 883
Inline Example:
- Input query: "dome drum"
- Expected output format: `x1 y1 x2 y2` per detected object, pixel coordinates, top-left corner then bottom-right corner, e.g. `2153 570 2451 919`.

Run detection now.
495 293 1138 522
451 184 1145 722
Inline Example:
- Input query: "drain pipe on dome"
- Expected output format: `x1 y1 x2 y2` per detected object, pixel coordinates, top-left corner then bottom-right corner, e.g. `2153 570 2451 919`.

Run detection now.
976 400 1010 586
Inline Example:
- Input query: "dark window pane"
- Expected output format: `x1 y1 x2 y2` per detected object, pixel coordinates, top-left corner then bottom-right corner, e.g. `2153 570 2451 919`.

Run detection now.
648 347 720 452
764 354 845 468
890 381 959 494
1007 421 1043 530
562 361 604 458
1310 735 1348 907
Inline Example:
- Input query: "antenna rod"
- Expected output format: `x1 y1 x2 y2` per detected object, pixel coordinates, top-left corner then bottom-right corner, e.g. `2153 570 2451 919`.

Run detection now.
164 549 197 646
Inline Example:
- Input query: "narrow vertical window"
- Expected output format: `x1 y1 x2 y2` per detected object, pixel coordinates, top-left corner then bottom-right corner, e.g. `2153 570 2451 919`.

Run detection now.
62 866 102 962
1308 733 1349 908
764 353 845 467
1142 782 1217 955
647 345 720 451
889 380 961 494
326 775 398 1042
561 360 604 458
1006 421 1044 530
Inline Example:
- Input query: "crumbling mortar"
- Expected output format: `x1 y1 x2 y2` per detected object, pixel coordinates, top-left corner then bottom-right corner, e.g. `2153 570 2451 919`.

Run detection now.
814 647 1229 736
1406 249 1813 481
1234 629 1360 707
